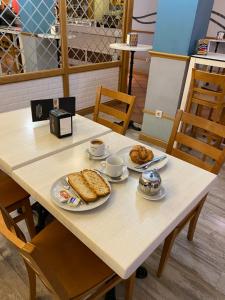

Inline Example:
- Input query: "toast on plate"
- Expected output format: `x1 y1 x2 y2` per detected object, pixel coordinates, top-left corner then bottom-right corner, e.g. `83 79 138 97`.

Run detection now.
68 172 97 202
82 169 110 197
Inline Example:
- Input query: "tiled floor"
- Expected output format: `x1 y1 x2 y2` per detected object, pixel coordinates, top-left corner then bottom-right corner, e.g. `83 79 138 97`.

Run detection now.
0 126 225 299
130 73 148 125
108 73 148 126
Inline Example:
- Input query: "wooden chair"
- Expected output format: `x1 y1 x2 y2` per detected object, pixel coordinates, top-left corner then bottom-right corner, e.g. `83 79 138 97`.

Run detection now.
186 69 225 122
0 170 36 239
93 86 136 135
185 69 225 145
157 110 225 277
0 205 135 300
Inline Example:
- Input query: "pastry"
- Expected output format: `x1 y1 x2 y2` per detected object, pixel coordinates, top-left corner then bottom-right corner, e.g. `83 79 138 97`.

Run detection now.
129 145 154 164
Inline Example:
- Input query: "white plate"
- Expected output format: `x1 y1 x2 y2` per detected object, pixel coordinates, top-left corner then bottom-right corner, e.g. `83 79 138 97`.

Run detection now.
116 146 168 173
86 148 111 160
51 173 111 212
96 165 129 183
137 186 166 201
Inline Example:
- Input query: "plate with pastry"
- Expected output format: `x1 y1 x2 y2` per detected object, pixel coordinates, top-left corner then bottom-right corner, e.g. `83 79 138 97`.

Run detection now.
116 145 168 173
51 169 111 211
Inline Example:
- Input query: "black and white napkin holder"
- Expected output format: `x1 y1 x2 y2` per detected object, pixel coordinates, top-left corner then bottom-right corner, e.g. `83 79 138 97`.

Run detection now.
49 109 73 138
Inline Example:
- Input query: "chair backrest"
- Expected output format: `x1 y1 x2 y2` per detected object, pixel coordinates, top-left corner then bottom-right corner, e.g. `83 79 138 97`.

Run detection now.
93 86 136 135
0 205 68 299
189 69 225 100
186 69 225 119
166 110 225 174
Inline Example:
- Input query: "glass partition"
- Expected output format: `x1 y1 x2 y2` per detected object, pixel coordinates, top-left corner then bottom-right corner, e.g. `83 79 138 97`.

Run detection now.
0 0 124 76
65 0 123 66
0 0 60 75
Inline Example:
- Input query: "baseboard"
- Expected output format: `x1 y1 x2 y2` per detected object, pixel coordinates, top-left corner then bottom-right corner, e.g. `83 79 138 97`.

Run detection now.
77 106 95 116
77 99 123 116
139 133 167 149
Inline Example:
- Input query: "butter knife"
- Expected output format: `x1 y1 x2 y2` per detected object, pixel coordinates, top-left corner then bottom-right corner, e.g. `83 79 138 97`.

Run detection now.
135 155 167 170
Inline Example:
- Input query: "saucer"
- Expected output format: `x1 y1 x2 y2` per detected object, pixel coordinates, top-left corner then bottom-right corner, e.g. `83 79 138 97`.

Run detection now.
96 165 129 183
116 146 168 173
86 148 110 160
137 186 166 201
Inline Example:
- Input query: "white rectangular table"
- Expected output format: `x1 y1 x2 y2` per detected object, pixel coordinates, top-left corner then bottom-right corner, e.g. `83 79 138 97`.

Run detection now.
12 132 216 279
0 108 111 174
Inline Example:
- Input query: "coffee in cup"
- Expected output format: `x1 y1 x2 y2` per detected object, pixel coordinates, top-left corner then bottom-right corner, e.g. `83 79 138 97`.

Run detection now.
102 155 124 177
89 139 106 156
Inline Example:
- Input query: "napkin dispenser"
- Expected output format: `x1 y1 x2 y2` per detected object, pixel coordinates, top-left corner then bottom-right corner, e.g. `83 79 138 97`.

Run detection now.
49 109 73 138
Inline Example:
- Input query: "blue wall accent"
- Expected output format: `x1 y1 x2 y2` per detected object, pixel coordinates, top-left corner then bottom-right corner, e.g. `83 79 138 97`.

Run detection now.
19 0 55 34
189 0 214 54
153 0 214 55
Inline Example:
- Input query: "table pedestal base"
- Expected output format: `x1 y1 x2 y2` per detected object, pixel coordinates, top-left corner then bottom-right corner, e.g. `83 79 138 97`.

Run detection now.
114 120 141 131
136 266 148 279
129 120 141 131
105 288 116 300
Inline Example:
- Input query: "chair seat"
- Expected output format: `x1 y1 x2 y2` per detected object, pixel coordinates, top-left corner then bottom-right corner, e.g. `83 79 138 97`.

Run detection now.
31 219 114 299
0 170 29 208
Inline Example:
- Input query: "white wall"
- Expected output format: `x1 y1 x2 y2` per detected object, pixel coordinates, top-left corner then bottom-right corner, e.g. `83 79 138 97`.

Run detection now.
0 77 63 113
132 0 225 39
207 0 225 37
69 67 119 110
132 0 157 33
0 68 119 113
132 0 158 74
132 0 225 74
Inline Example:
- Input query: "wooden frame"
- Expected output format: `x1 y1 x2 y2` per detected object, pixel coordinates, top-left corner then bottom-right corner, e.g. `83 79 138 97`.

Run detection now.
157 109 225 277
185 69 225 123
119 0 134 92
149 51 190 62
0 205 136 300
93 86 136 135
157 196 207 277
181 56 225 111
0 0 133 97
143 108 174 121
167 110 225 174
139 132 168 149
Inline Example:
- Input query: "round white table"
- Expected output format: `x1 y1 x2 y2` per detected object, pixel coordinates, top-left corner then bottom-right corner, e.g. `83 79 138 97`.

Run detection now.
110 43 152 130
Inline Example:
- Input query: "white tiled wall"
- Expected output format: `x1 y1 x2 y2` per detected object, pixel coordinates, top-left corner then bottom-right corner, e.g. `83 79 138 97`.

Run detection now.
69 67 119 110
0 67 119 113
0 77 63 113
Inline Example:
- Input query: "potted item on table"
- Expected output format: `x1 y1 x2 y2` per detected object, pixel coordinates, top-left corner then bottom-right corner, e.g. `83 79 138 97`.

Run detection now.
126 32 138 47
217 31 225 40
197 39 209 55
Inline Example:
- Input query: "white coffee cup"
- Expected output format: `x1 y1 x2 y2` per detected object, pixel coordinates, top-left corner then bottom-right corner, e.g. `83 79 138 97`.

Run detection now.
89 139 106 156
102 155 124 177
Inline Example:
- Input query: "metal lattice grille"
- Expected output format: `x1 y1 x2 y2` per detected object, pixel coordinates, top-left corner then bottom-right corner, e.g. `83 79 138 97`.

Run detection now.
0 0 124 75
65 0 123 66
0 0 60 75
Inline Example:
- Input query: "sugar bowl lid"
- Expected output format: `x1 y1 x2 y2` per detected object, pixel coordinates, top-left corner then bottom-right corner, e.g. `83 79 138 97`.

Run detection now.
139 169 161 186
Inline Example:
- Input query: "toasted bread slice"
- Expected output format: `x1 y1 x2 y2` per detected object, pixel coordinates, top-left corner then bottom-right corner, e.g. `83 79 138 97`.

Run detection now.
82 169 110 197
68 172 97 202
